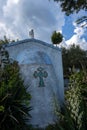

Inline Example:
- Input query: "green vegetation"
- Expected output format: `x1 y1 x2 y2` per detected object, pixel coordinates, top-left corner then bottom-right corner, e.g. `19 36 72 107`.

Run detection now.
51 0 87 15
51 0 87 28
62 44 87 77
45 71 87 130
51 31 63 45
65 71 87 130
0 35 18 45
0 36 10 45
0 46 31 130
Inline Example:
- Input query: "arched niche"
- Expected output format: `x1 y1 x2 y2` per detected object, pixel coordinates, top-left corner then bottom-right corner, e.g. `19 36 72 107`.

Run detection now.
17 51 52 65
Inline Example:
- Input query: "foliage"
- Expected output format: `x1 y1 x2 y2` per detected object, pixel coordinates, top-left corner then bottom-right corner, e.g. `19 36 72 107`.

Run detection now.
46 105 76 130
51 31 63 45
51 0 87 27
0 36 9 45
0 46 31 130
45 71 87 130
0 35 17 45
0 46 10 67
62 44 87 77
65 71 87 130
66 71 87 130
51 0 87 15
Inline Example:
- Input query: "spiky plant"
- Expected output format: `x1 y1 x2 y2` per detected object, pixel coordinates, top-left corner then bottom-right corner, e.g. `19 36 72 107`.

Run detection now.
0 46 31 130
46 71 87 130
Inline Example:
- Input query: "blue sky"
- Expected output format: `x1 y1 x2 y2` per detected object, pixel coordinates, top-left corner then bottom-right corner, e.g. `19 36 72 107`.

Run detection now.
62 16 75 40
0 0 87 50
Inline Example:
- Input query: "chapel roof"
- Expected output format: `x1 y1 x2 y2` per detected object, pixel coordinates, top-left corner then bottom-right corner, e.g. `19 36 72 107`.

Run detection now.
5 38 61 51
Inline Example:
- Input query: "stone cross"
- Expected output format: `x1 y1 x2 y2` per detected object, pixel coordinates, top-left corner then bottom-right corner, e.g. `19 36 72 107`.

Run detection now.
33 67 48 87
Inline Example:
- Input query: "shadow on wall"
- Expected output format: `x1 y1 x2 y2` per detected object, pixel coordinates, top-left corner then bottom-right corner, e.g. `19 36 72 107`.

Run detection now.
17 51 52 65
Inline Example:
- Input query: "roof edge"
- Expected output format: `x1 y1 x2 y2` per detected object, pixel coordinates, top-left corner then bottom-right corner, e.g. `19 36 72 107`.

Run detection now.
5 38 61 51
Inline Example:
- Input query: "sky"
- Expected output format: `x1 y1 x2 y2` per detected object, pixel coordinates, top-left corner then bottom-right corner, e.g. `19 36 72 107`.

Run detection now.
0 0 87 50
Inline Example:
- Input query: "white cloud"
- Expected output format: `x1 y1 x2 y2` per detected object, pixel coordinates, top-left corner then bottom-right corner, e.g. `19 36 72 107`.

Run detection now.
0 22 16 39
63 10 87 50
65 24 87 50
0 0 65 43
3 0 19 17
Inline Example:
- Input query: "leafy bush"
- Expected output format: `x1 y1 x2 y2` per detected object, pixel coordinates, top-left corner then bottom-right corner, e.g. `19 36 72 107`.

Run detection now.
51 31 63 45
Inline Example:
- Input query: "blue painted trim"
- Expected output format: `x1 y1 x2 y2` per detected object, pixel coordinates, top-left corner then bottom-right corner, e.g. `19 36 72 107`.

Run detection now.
5 38 61 51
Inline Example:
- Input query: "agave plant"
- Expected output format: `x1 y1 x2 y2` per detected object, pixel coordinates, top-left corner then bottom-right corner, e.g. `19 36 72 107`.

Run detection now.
0 47 31 130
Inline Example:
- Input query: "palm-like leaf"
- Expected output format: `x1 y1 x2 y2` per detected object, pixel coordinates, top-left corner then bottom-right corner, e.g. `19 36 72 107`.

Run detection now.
0 57 31 130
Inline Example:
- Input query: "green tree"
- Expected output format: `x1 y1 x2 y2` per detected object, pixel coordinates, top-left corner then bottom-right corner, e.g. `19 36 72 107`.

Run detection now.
62 44 87 77
0 36 16 45
0 46 10 67
51 0 87 15
0 46 31 130
51 31 63 46
51 0 87 27
0 36 10 45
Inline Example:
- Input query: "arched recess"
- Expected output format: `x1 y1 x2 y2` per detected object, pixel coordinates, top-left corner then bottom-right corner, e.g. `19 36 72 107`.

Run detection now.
17 50 52 65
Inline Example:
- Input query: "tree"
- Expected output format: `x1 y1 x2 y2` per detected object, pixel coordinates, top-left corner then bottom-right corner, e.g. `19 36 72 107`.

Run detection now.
0 46 31 130
52 0 87 16
0 36 10 45
51 0 87 27
51 31 63 46
62 44 87 77
0 36 16 46
0 46 10 68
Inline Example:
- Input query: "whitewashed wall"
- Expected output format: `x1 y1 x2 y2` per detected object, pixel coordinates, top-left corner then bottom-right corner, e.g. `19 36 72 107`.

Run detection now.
6 38 64 128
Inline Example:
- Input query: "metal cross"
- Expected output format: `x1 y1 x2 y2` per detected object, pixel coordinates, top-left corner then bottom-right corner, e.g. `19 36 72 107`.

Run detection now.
33 67 48 87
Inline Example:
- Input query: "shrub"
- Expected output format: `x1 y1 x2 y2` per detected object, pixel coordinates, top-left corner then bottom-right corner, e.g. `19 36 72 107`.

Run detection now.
0 46 31 130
